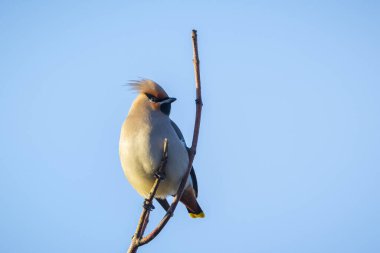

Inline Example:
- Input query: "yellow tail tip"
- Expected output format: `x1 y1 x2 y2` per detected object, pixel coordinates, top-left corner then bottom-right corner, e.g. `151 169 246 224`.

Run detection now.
189 212 205 218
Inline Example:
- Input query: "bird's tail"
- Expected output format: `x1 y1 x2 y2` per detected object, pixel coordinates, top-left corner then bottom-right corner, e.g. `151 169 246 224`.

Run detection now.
186 204 205 218
180 187 205 218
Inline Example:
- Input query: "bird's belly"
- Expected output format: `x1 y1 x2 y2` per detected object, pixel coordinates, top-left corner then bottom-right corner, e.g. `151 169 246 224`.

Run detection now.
119 130 189 198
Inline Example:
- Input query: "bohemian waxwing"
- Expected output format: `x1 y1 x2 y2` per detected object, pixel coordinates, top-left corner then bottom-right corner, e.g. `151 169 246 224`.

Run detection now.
119 79 204 218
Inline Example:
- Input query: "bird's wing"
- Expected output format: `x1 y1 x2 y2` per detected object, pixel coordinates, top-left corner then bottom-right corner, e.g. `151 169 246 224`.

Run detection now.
170 120 186 146
170 120 199 197
190 166 198 197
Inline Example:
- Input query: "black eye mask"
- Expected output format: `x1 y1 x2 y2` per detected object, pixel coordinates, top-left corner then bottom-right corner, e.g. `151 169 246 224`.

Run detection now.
145 93 171 116
145 93 168 103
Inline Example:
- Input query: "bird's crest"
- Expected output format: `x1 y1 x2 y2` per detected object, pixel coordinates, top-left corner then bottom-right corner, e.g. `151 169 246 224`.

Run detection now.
129 79 169 99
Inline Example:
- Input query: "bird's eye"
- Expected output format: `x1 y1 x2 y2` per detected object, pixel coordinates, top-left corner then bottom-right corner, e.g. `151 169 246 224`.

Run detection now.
145 93 158 103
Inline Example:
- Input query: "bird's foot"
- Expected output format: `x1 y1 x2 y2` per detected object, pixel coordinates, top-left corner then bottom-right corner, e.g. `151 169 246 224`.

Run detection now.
143 199 155 211
154 171 166 180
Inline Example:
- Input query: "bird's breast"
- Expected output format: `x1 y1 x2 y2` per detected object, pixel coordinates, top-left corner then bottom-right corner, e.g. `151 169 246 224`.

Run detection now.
119 115 190 198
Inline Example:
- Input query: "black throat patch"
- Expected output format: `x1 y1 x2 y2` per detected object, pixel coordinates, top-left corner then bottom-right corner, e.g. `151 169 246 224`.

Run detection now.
160 103 171 116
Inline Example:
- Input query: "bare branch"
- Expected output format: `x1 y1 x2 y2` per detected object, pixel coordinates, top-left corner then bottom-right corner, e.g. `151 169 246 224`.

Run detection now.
138 29 203 246
127 29 203 252
127 139 168 253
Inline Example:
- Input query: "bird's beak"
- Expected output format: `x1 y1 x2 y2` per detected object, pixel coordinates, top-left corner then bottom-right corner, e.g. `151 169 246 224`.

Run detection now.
160 97 176 104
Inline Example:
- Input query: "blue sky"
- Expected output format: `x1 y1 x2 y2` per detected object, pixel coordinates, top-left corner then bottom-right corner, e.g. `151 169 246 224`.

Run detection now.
1 1 379 252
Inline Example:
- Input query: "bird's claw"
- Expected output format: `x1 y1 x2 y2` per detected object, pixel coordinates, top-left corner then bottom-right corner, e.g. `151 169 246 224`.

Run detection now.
143 199 155 211
154 171 166 180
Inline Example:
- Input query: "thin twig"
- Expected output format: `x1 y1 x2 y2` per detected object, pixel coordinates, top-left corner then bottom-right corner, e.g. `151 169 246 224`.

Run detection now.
138 29 203 246
127 29 203 252
127 139 168 253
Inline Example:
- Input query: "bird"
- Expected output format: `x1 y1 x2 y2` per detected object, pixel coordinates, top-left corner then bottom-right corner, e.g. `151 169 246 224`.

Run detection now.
119 79 204 218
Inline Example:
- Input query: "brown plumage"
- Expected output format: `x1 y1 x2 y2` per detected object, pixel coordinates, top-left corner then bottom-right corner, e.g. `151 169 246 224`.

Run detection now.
119 79 204 218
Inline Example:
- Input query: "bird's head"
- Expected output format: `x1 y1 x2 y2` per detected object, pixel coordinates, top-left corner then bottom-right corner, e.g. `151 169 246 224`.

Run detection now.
130 79 176 116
